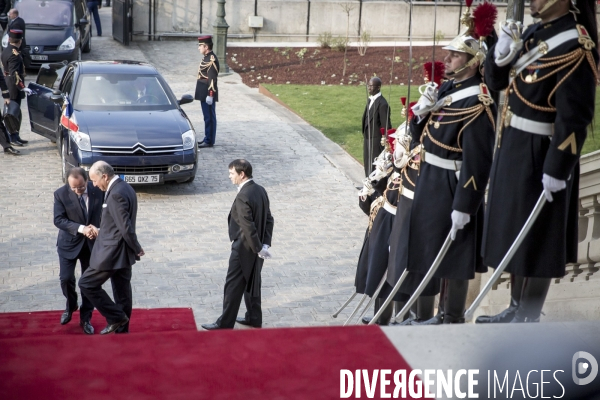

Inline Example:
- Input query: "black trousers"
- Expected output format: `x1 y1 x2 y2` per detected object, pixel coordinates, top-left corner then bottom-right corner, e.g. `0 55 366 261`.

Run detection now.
58 244 94 322
79 267 132 332
0 123 10 149
216 248 262 328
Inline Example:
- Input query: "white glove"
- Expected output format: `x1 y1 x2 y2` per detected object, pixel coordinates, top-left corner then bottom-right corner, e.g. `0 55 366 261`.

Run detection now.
411 82 438 117
206 96 213 105
450 210 471 240
22 88 33 96
542 173 566 203
393 144 411 169
358 179 375 199
495 20 523 67
258 244 272 260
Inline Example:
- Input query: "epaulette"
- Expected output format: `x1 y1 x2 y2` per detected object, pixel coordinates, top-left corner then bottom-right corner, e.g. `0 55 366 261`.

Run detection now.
478 83 493 106
12 49 19 56
210 55 215 62
576 24 595 51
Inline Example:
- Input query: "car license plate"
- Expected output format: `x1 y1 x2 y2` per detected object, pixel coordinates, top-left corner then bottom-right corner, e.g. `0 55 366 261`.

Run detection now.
31 55 48 61
120 174 160 184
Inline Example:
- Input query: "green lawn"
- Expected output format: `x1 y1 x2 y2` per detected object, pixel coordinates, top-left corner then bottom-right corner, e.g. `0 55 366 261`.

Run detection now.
264 84 600 163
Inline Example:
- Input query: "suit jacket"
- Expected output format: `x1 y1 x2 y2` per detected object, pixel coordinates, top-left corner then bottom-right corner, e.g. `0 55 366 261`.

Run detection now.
53 181 103 259
90 178 142 271
362 95 391 141
228 180 274 296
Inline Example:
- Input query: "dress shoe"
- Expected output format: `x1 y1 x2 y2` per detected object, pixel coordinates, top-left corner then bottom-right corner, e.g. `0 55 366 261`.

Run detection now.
198 143 214 148
361 316 372 325
15 136 28 144
60 307 78 325
198 139 205 145
235 317 261 328
10 140 23 147
201 322 224 330
80 320 94 335
4 147 20 155
100 317 129 335
475 306 518 324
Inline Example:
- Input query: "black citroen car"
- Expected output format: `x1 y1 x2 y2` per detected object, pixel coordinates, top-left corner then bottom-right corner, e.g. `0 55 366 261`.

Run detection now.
26 60 198 184
2 0 92 66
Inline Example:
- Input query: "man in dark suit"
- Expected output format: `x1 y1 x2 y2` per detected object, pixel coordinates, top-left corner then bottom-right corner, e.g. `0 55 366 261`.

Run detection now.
53 167 103 334
7 9 31 68
202 159 274 330
79 161 144 335
362 77 391 177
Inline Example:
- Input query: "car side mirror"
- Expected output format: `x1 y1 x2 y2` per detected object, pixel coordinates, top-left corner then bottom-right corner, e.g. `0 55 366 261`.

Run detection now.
178 94 194 106
78 18 89 27
50 89 63 103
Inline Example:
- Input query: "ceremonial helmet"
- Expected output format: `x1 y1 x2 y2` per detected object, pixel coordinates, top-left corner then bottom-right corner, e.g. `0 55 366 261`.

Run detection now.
443 1 497 76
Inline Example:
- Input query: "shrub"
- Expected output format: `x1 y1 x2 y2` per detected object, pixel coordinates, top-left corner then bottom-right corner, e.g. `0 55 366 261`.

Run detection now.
318 32 333 49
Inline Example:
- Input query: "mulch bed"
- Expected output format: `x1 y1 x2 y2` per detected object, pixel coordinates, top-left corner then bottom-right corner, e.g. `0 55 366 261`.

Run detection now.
227 46 444 88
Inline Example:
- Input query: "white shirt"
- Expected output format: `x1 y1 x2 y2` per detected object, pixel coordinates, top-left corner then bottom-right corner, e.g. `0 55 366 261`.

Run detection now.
237 178 253 192
76 188 89 234
107 175 119 193
368 92 381 110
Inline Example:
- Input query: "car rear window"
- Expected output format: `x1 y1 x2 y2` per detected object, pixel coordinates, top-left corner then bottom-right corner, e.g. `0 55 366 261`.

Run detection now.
74 74 176 111
17 1 73 27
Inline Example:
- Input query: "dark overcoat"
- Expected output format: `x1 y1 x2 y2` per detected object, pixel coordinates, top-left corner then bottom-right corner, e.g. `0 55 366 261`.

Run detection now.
482 14 597 278
401 75 496 281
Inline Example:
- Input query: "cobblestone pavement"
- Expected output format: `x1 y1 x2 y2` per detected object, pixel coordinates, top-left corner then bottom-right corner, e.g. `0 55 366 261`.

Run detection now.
0 8 370 328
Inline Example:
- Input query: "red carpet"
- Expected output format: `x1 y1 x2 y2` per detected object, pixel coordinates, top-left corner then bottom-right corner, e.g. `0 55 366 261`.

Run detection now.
0 308 197 338
0 325 417 399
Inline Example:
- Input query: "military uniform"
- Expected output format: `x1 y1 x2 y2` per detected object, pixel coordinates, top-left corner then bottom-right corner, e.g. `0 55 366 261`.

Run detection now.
1 29 26 145
194 35 219 147
481 11 598 322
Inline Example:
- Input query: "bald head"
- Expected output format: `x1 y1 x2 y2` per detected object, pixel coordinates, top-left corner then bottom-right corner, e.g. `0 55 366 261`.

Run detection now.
89 161 115 191
368 77 381 96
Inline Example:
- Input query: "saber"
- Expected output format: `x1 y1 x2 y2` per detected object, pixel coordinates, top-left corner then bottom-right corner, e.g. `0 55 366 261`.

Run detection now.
332 292 358 318
368 270 409 325
393 232 454 322
344 293 368 326
356 274 387 324
464 192 547 322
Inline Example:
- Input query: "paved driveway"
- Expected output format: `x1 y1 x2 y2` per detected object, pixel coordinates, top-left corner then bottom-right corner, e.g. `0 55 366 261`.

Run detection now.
0 8 369 328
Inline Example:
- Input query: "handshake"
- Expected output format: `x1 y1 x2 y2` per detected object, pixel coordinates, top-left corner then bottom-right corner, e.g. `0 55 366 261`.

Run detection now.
82 225 99 239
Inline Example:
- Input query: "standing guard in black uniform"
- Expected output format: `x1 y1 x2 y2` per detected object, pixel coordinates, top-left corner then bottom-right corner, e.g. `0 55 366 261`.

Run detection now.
195 35 220 148
398 2 497 325
478 0 598 323
1 29 32 146
0 52 18 156
384 63 446 326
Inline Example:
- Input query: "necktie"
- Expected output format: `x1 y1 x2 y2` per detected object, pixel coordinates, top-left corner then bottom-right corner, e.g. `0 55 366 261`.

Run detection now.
79 195 88 222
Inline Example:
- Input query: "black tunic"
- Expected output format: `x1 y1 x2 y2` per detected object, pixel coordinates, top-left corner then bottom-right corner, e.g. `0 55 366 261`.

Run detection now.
1 44 24 100
354 174 400 296
482 14 597 278
401 75 496 281
194 50 219 102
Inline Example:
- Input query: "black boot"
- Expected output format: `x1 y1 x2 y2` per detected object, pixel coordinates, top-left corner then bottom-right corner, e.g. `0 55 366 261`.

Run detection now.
409 279 448 325
15 133 27 144
395 295 436 325
511 277 551 323
443 279 468 324
476 274 524 324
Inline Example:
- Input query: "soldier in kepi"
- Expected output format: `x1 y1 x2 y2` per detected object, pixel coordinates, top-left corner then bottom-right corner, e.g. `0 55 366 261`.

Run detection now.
398 2 497 325
1 28 32 146
195 35 219 148
478 0 598 323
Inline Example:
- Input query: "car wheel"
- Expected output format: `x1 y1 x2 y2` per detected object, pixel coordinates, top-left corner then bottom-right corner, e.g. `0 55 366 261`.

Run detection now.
61 138 67 183
82 33 91 53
